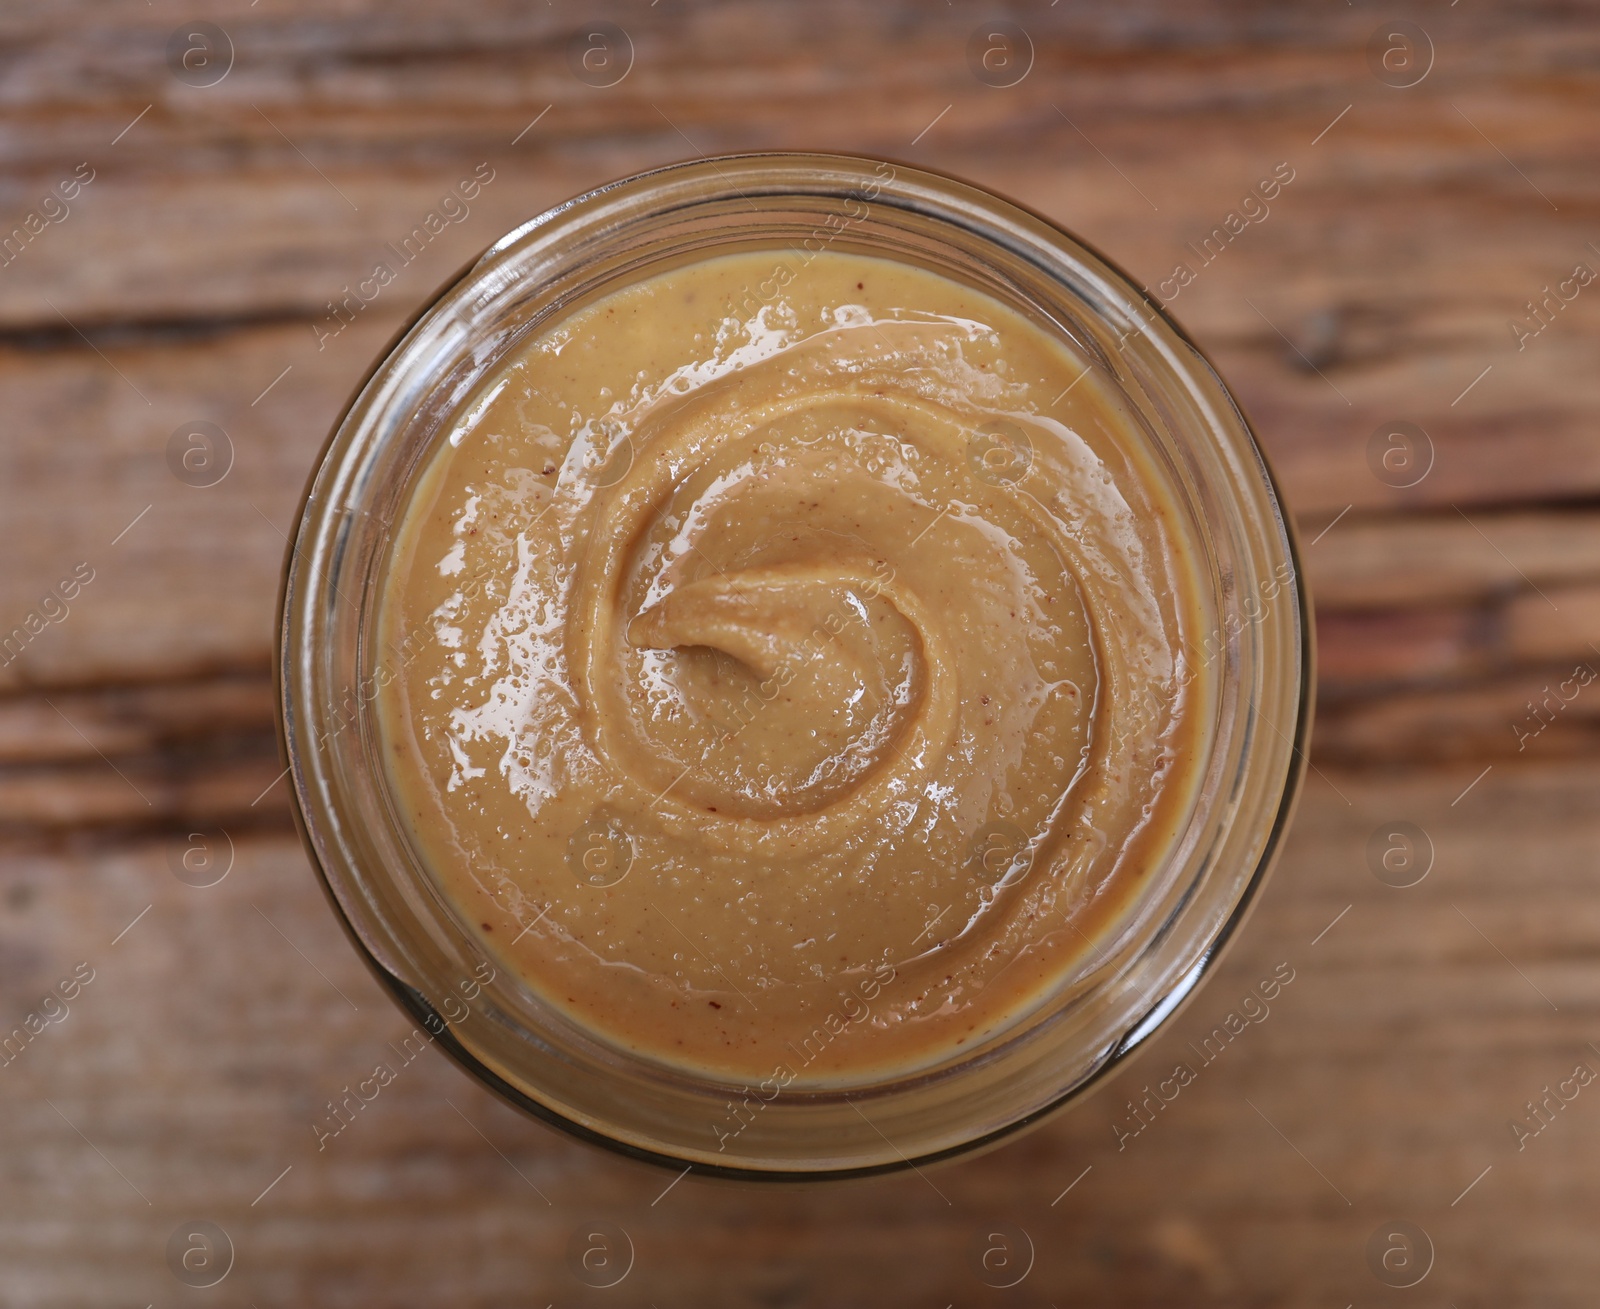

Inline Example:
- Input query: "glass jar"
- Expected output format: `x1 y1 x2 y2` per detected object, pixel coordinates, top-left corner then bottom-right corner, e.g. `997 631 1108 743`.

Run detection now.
278 152 1310 1179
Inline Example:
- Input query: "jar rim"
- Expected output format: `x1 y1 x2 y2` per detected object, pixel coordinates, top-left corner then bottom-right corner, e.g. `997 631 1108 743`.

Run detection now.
278 150 1312 1178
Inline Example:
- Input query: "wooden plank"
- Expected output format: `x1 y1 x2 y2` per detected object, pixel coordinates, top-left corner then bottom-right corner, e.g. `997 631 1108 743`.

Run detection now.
1315 671 1600 767
0 673 282 836
1507 585 1600 664
0 6 1591 523
1306 511 1600 609
1314 590 1600 697
0 317 398 691
0 328 1595 773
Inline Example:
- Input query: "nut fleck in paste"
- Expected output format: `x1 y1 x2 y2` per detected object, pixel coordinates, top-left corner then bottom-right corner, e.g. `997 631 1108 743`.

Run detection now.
377 250 1214 1084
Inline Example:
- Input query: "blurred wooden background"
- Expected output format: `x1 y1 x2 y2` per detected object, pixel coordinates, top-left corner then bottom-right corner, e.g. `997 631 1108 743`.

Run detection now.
3 1 1600 1304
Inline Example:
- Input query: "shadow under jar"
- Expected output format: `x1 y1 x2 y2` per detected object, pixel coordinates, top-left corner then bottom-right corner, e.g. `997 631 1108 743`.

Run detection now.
278 153 1310 1179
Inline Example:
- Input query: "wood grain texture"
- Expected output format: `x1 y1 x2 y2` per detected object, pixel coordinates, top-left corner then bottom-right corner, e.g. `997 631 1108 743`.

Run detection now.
2 1 1598 1304
4 767 1598 1306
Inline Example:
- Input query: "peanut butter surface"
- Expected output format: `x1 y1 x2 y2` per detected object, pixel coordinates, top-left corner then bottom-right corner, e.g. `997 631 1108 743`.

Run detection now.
376 249 1214 1084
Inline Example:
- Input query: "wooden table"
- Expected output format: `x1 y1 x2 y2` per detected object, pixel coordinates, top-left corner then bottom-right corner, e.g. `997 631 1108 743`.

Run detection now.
4 3 1598 1303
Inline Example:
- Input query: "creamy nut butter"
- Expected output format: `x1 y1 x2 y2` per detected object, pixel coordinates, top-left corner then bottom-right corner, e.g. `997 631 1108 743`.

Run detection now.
376 249 1215 1084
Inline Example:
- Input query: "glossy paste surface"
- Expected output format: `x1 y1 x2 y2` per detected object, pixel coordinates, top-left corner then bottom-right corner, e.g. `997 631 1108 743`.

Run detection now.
377 249 1214 1083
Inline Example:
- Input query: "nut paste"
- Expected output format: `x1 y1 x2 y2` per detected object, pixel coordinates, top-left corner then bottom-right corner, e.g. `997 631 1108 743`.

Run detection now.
376 249 1215 1083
